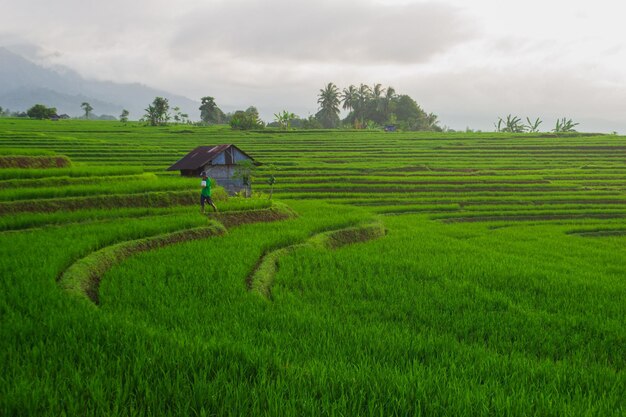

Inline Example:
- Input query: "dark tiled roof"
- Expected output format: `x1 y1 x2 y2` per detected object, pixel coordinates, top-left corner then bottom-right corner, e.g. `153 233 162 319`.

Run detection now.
167 144 254 171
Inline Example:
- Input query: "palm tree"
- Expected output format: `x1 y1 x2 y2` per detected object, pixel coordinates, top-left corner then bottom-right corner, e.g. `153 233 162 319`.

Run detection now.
316 82 340 128
318 83 340 113
356 83 371 102
381 86 396 122
372 83 385 99
372 83 387 117
354 83 372 128
341 85 357 113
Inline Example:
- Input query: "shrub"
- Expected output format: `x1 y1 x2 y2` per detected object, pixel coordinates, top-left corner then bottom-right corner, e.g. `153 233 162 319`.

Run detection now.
26 104 57 119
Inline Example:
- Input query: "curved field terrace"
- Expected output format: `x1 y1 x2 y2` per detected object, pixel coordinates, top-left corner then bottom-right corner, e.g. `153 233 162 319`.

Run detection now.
1 119 625 416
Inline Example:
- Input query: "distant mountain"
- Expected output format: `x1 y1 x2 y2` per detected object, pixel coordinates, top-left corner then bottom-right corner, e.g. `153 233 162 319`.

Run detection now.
0 47 199 119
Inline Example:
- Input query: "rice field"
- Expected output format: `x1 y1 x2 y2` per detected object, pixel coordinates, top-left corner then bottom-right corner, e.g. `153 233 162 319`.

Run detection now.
1 119 625 416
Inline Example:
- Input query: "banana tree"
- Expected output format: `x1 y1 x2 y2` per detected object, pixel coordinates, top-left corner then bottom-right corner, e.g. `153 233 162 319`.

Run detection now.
553 118 579 133
525 117 543 133
495 115 525 133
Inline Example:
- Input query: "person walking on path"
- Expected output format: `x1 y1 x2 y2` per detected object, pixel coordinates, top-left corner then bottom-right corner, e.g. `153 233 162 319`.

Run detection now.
200 173 218 213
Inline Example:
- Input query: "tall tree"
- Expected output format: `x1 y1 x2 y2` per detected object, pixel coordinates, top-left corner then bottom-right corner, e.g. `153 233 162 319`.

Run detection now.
372 83 385 99
353 83 372 128
381 86 396 122
425 113 440 130
229 106 264 130
371 83 386 118
172 106 182 123
81 102 93 119
144 97 170 126
341 85 357 113
119 109 129 123
316 82 340 128
199 96 224 124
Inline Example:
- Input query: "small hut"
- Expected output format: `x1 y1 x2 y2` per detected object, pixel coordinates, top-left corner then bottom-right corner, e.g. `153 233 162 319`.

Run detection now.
167 144 256 195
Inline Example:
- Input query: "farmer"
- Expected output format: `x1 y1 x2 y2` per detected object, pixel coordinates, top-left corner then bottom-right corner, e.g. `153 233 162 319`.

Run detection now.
200 172 218 213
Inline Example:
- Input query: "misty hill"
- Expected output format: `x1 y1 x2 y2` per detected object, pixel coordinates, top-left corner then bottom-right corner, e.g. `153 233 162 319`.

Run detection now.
0 48 199 119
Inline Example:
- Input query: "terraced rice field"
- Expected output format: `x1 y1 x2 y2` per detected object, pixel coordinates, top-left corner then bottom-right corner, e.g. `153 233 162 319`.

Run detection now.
1 119 625 416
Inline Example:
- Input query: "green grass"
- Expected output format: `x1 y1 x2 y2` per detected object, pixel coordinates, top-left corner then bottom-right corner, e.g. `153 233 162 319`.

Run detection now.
0 165 144 180
0 147 56 156
1 118 625 416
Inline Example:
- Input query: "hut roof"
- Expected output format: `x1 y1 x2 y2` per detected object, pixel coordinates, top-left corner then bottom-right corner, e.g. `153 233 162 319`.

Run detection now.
167 144 254 171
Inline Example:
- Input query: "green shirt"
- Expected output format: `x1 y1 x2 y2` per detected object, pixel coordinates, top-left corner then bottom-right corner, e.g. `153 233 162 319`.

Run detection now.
201 179 211 197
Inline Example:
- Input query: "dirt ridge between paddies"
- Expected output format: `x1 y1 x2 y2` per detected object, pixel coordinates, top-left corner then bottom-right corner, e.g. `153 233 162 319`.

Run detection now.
0 155 72 169
438 213 626 223
0 190 200 214
59 204 296 304
248 221 386 299
566 228 626 237
212 202 296 228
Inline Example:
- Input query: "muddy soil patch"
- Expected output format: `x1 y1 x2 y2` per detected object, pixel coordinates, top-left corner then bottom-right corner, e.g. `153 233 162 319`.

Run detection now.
0 191 197 214
213 205 295 228
0 155 71 169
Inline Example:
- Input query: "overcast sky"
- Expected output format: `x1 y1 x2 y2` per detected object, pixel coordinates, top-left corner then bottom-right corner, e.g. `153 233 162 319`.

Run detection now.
1 0 626 132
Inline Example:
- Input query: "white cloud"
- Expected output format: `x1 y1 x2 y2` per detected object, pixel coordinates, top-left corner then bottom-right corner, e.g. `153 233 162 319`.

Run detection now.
169 0 475 64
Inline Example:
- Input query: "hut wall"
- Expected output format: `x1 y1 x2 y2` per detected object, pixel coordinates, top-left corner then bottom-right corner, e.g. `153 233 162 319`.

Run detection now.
210 149 250 166
202 164 250 196
212 153 225 165
233 148 249 163
203 165 233 179
216 178 250 196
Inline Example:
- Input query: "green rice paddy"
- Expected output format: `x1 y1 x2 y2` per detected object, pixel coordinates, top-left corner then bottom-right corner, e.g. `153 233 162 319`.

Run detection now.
1 119 625 416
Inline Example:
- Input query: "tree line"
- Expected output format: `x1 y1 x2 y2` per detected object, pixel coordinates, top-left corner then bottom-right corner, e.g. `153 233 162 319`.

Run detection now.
314 82 440 131
197 83 442 131
1 95 584 134
0 103 129 121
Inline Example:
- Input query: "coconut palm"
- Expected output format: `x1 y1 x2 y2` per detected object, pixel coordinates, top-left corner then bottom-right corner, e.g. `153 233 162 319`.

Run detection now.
341 85 357 112
371 83 386 119
372 83 386 99
356 83 371 102
353 83 372 128
381 86 396 121
316 82 340 128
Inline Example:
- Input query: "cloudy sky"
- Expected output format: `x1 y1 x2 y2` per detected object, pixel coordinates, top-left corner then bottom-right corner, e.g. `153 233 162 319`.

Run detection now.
1 0 626 132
